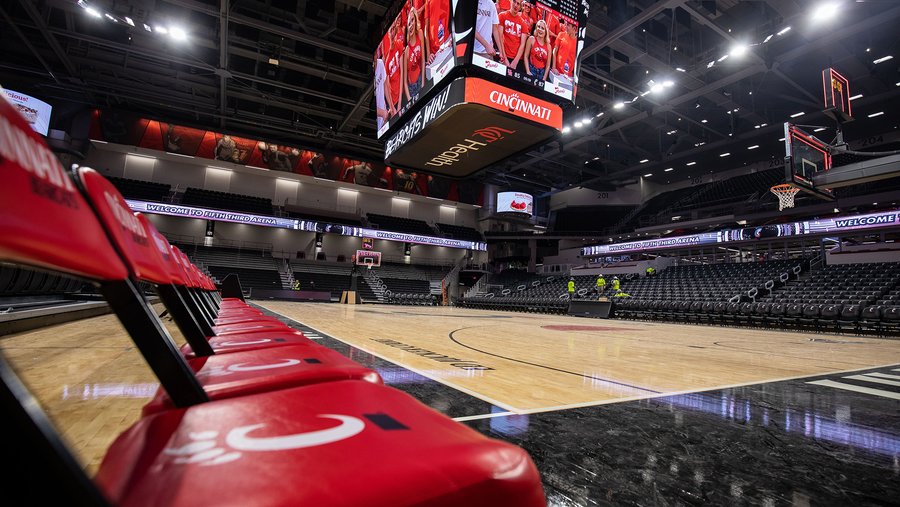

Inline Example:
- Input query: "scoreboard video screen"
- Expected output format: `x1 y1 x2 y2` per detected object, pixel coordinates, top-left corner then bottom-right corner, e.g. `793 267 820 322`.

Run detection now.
472 0 588 102
374 0 460 138
374 0 589 139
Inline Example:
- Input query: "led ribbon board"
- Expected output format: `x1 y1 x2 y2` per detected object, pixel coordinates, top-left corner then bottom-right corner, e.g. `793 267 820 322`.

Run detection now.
126 199 487 251
582 210 900 256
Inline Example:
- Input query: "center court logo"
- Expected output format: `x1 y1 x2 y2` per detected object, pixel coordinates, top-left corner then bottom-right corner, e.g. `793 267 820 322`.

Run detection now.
488 91 552 121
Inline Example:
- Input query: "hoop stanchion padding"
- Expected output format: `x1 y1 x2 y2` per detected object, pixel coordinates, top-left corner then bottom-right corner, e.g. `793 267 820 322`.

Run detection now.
0 97 129 281
770 184 801 211
97 381 545 507
143 345 383 416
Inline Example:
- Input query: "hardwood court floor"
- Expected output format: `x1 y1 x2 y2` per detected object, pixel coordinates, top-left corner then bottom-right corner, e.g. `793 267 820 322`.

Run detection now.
259 302 900 413
1 307 173 474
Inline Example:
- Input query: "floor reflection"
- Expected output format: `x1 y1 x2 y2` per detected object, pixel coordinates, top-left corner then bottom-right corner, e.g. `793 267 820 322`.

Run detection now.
62 383 159 400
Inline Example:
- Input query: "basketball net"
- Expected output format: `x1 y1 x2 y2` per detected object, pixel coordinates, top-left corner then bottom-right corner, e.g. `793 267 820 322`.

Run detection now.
770 184 800 211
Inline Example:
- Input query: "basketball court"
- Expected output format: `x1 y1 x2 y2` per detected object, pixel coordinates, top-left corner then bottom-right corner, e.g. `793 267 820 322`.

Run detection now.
257 302 900 412
8 300 897 478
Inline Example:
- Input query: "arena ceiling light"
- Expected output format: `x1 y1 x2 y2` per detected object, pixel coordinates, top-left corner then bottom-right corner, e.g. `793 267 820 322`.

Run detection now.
719 152 731 157
643 173 653 177
777 26 791 35
639 159 649 163
170 27 188 41
155 26 169 34
613 102 625 109
729 44 749 58
664 168 674 172
790 112 805 118
868 111 884 118
747 145 760 150
574 121 584 128
811 2 840 22
873 56 893 64
686 161 697 166
849 94 863 100
562 126 571 134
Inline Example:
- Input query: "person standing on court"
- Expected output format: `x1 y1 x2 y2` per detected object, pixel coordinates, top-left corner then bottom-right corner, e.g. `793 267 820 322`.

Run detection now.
567 277 575 298
596 274 606 294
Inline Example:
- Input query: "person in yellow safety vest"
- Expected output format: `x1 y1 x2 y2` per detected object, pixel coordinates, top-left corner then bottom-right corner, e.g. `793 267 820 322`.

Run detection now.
292 279 301 291
567 277 575 296
613 291 631 297
646 266 656 277
611 276 620 292
596 274 606 293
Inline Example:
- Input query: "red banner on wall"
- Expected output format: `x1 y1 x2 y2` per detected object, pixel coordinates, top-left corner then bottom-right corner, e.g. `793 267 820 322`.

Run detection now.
90 110 484 205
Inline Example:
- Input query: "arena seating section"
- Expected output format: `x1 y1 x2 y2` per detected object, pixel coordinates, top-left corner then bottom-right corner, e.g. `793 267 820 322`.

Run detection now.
180 246 282 292
436 223 484 242
461 270 572 314
461 262 900 335
182 187 273 214
375 262 450 306
107 176 172 202
366 213 435 236
0 265 84 296
290 260 377 301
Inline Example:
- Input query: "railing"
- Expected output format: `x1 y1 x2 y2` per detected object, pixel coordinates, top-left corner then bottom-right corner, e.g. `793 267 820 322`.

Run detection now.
441 256 466 305
464 273 489 298
362 269 386 303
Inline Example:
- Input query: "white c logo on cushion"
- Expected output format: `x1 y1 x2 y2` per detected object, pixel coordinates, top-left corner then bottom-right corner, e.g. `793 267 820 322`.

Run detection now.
227 415 365 451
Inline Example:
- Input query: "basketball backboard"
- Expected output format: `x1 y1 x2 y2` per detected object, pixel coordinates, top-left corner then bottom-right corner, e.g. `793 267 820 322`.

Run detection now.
783 122 835 201
355 249 382 267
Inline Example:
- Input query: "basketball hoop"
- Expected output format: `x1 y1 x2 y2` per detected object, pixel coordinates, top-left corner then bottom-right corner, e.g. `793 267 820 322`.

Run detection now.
770 183 801 211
